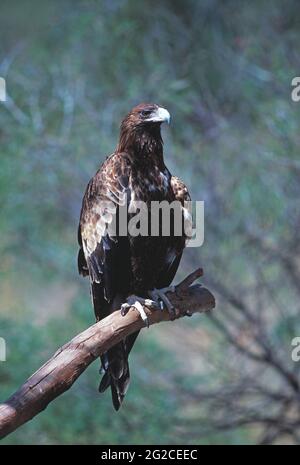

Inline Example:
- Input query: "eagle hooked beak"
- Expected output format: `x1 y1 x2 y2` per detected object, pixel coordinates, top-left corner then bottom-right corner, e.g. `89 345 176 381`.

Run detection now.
147 107 171 124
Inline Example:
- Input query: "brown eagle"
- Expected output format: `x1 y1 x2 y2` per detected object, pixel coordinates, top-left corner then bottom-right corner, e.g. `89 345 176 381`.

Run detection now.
78 103 191 410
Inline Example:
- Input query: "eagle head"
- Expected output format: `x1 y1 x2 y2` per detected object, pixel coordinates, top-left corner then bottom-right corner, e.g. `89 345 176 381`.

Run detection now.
118 103 170 154
123 103 170 128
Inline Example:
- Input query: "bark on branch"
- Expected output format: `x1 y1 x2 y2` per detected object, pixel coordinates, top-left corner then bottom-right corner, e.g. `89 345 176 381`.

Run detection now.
0 269 215 439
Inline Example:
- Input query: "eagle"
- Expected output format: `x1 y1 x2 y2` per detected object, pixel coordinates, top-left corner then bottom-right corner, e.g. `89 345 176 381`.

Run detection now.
78 103 191 410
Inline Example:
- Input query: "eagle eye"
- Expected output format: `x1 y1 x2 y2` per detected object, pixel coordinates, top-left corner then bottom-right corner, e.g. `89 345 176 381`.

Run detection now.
141 109 152 117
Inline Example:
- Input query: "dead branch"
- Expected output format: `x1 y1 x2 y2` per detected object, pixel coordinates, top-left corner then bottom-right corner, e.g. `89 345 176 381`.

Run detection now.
0 269 215 439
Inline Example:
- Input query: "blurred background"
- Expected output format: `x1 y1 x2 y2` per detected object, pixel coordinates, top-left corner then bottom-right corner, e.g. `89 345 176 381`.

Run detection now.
1 0 300 445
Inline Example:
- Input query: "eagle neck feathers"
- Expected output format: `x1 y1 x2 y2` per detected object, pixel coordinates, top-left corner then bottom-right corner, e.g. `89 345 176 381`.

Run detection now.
117 123 165 171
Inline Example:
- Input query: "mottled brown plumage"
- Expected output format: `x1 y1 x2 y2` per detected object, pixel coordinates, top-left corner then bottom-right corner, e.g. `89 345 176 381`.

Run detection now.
78 103 191 410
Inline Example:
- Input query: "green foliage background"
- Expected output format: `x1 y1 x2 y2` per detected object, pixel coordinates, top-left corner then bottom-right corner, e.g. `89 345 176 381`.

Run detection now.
0 0 300 444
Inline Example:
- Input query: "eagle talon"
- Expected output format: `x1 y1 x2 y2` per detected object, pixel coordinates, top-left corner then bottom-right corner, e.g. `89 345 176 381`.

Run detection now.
120 303 130 317
120 295 158 327
148 286 176 318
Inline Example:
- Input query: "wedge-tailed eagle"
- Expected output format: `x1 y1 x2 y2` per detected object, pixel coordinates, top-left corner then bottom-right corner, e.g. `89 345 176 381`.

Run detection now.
78 103 191 410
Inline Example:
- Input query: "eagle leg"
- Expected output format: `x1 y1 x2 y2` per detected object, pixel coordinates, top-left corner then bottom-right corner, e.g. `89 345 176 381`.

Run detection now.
120 295 159 328
148 286 176 320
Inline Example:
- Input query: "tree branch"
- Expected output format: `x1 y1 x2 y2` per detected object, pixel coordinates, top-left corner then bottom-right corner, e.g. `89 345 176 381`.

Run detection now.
0 269 215 439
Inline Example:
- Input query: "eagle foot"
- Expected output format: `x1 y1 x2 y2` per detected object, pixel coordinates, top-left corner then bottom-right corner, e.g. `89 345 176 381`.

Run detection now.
148 286 176 320
121 295 159 328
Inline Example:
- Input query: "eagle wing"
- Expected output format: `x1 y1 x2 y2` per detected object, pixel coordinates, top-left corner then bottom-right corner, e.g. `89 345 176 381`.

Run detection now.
156 175 192 288
171 174 192 244
78 153 131 319
171 175 191 214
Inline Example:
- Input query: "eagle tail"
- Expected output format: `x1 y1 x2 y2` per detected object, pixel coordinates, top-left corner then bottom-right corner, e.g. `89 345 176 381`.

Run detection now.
110 368 130 411
91 284 139 410
99 343 130 411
